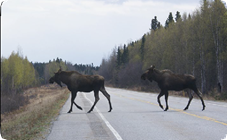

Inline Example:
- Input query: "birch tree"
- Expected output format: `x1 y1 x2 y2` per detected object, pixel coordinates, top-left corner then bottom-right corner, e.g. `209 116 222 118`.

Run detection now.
209 0 227 92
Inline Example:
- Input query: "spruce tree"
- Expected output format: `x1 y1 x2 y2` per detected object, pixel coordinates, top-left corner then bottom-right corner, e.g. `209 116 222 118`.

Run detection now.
175 11 182 22
122 44 129 64
117 47 122 68
151 16 160 31
140 34 146 60
165 12 174 28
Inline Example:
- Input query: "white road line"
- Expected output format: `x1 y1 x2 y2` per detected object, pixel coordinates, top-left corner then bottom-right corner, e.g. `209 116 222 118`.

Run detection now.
83 93 123 140
206 102 227 108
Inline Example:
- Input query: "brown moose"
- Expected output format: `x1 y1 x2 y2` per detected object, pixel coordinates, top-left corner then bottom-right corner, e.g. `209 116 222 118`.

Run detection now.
49 69 112 113
141 65 205 111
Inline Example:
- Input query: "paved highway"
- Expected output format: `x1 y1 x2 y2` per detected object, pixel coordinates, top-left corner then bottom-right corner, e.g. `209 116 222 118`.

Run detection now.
46 87 227 140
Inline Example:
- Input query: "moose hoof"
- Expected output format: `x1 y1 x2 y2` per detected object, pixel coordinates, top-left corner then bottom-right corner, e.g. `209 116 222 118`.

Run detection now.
164 107 169 111
87 109 92 113
202 106 205 111
67 110 72 113
184 107 188 111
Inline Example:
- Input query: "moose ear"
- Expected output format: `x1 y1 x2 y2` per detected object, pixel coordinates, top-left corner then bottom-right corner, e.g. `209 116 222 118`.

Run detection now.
147 65 155 71
151 65 155 69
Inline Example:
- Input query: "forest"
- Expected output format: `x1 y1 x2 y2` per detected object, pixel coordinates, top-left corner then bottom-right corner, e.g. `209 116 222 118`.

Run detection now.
98 0 227 99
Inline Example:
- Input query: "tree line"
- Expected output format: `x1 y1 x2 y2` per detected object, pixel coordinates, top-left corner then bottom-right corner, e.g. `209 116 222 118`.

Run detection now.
98 0 227 99
1 54 99 95
33 58 99 85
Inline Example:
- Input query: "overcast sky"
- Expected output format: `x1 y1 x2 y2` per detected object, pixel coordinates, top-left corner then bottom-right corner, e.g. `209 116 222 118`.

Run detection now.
1 0 225 66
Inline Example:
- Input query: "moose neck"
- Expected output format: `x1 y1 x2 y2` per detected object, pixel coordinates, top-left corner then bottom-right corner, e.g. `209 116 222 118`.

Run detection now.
152 69 163 83
58 72 72 85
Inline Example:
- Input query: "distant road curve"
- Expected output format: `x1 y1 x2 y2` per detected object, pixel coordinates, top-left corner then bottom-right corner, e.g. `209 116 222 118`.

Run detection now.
47 87 227 140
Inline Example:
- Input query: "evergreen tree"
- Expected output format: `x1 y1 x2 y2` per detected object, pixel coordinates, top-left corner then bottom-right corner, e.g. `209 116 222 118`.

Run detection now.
165 12 174 28
175 11 182 22
117 47 122 68
122 44 129 64
188 14 192 20
140 34 146 60
151 16 160 31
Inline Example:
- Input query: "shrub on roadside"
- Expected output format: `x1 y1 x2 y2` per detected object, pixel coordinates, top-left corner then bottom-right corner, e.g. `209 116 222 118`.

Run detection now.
1 94 29 114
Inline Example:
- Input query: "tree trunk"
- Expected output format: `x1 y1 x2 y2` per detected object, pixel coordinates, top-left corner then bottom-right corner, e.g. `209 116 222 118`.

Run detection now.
210 7 224 93
200 41 206 93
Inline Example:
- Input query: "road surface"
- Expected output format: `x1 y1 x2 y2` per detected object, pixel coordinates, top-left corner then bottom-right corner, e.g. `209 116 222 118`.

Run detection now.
46 87 227 140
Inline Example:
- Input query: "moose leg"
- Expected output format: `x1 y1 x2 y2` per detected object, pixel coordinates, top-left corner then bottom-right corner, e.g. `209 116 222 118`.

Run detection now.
184 91 193 111
164 91 169 111
157 90 165 110
193 88 206 111
72 92 83 111
87 90 100 113
68 91 78 113
73 102 83 110
100 87 113 112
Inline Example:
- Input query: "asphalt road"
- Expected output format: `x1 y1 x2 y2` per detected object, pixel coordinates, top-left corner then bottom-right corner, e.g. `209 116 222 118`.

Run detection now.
46 87 227 140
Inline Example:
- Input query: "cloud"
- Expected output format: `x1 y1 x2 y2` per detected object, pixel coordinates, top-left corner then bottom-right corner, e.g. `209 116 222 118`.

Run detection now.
71 0 198 24
4 0 198 24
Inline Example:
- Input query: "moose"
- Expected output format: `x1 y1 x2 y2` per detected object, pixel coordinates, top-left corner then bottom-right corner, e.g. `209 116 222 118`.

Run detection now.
49 69 112 113
141 65 205 111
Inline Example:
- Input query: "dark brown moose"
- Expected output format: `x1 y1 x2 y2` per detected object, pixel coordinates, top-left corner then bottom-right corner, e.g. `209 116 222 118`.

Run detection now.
141 65 205 111
49 69 112 113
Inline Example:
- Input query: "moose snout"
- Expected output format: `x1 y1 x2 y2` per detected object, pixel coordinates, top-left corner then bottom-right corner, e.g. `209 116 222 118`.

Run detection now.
49 78 54 84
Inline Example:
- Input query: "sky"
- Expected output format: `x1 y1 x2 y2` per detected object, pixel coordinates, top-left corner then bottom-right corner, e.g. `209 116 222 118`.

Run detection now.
1 0 226 66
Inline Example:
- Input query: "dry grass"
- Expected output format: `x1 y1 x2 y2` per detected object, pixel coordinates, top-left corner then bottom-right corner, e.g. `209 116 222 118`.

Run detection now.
1 84 70 140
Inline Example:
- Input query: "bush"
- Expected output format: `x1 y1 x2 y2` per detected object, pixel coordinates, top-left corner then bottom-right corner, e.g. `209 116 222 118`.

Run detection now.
1 94 29 114
117 62 143 88
216 92 227 100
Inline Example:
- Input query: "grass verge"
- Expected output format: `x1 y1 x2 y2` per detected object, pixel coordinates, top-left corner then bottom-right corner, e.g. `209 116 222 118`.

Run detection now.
1 85 69 140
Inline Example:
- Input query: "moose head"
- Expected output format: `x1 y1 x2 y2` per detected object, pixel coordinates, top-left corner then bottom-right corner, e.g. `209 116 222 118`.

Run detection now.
141 65 155 82
49 69 63 87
